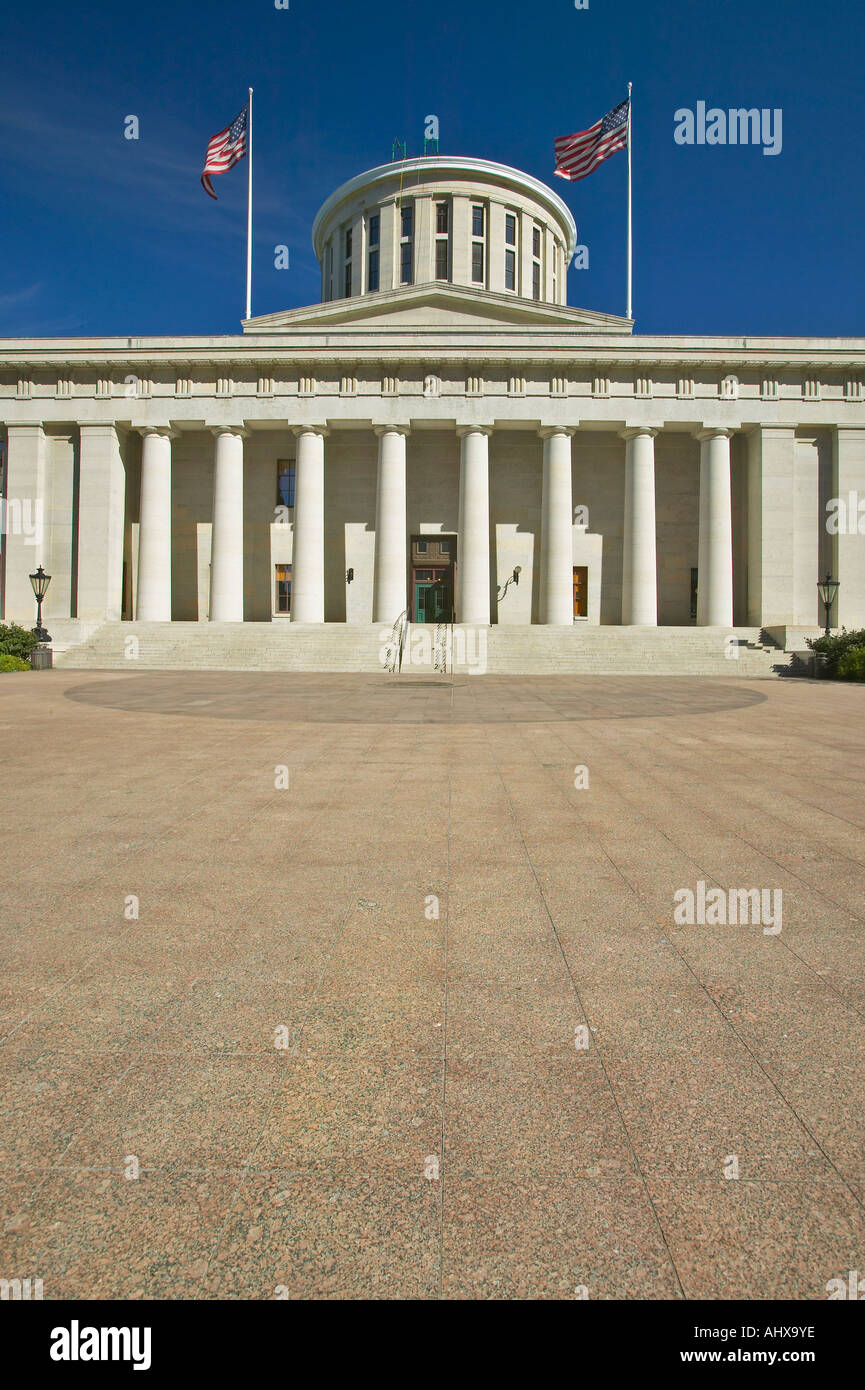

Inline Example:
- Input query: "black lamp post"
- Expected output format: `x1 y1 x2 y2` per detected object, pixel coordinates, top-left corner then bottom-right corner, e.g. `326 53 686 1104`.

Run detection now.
817 573 839 637
496 566 521 602
29 565 52 643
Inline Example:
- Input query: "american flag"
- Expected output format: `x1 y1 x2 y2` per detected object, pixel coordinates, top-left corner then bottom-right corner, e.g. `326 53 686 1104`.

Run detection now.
554 98 630 182
201 104 249 199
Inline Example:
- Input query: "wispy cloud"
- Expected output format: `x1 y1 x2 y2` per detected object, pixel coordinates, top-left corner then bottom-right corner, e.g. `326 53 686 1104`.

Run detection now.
0 282 43 311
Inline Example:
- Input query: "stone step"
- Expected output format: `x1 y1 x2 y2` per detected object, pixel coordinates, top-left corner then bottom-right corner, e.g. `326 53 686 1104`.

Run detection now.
53 619 794 677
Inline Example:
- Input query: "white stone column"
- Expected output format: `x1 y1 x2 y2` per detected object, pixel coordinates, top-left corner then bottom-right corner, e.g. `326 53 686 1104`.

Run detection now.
2 424 47 623
697 428 734 626
621 427 659 625
539 427 574 625
136 428 174 621
834 427 865 628
372 425 409 623
291 426 327 623
209 427 246 622
77 424 126 621
456 426 491 625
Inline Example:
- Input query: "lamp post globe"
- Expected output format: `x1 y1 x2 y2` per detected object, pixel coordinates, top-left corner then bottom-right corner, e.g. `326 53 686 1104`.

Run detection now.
816 573 839 637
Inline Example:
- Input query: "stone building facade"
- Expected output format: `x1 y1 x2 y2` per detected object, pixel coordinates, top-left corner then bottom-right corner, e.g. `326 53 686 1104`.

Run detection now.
1 155 864 647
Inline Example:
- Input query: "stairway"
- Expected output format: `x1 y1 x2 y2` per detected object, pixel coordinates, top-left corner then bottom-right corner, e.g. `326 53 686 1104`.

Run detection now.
55 622 388 673
481 626 792 677
53 621 794 677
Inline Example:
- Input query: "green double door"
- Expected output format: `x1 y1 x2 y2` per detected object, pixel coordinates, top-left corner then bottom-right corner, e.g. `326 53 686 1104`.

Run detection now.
413 571 453 623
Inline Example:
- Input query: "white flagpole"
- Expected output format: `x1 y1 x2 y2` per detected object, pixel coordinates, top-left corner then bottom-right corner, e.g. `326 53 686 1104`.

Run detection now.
626 81 633 321
245 87 253 321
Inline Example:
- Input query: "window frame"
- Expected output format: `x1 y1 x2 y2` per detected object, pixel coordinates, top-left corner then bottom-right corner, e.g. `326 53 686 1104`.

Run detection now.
276 460 296 510
274 563 292 615
399 201 414 285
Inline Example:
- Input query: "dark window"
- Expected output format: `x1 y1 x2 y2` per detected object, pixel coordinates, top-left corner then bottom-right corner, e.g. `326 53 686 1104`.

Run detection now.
471 242 484 283
344 261 352 297
368 214 380 246
532 226 541 257
344 227 352 259
472 204 484 237
416 541 428 554
275 564 292 614
401 204 413 237
505 248 516 290
532 261 540 300
440 539 450 554
401 240 413 284
277 461 295 509
435 240 448 280
368 248 379 291
505 213 516 245
436 201 449 234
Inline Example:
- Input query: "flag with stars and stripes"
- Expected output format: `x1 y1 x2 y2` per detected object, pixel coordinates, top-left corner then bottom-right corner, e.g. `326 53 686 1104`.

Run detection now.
554 98 629 182
201 104 249 199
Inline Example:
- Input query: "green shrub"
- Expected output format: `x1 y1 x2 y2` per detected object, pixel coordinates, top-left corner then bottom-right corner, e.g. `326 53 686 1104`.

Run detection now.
807 627 865 677
837 646 865 682
0 653 31 672
0 622 39 661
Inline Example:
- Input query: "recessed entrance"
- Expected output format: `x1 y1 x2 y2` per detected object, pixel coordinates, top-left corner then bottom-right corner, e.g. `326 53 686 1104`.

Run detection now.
410 535 456 622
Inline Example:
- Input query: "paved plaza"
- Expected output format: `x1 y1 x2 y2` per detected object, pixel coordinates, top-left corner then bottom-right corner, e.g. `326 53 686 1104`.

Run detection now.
1 669 864 1300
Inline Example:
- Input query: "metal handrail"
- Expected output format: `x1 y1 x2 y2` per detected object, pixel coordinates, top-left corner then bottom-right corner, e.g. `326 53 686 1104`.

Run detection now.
383 609 408 673
434 620 452 675
397 610 409 673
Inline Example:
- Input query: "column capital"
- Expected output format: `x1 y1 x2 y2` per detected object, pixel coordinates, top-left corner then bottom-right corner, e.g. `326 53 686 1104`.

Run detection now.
373 423 410 438
209 425 248 439
695 427 734 442
5 422 46 435
620 426 659 441
138 425 178 440
538 425 575 440
292 424 328 440
456 424 493 439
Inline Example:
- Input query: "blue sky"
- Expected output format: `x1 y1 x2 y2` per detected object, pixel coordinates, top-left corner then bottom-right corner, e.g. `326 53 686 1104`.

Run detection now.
1 0 861 339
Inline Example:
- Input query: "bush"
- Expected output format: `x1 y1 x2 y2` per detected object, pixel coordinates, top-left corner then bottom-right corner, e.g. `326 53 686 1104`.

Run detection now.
0 622 39 661
0 653 31 673
837 646 865 682
807 627 865 678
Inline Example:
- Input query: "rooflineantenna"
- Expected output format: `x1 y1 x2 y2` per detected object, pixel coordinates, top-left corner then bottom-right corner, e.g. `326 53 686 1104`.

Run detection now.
392 137 408 206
